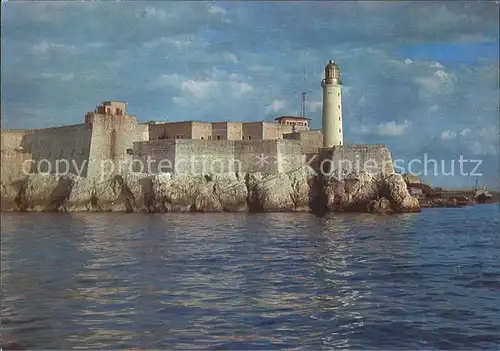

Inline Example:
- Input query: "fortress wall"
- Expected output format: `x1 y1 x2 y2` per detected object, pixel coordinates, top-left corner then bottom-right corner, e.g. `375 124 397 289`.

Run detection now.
20 124 93 177
234 140 280 173
283 131 323 154
276 139 304 173
132 140 177 173
131 139 297 175
318 144 395 175
1 130 35 181
174 139 235 173
87 114 149 178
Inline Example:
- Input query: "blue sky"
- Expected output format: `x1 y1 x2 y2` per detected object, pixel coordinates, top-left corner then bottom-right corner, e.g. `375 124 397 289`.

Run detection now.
1 1 499 189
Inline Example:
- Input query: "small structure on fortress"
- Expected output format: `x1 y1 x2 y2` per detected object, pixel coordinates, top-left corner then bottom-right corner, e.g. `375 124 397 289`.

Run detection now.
1 61 395 181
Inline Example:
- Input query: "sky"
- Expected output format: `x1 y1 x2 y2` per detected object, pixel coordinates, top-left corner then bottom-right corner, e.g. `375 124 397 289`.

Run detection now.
1 1 499 189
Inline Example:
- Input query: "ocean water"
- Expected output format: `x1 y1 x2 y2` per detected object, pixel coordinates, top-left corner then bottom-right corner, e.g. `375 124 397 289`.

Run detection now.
1 205 500 350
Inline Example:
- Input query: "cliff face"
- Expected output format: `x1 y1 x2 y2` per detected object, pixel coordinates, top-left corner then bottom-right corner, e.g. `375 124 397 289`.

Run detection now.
0 168 420 214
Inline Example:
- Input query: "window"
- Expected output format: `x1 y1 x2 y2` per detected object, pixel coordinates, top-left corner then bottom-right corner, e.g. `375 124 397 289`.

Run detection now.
339 129 342 133
339 117 341 121
338 105 340 109
208 136 212 140
338 93 340 97
217 135 221 140
340 141 342 145
242 136 245 140
201 137 204 140
249 136 252 140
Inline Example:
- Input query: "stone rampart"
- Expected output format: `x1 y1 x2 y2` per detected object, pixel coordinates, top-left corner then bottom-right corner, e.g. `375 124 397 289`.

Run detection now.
317 144 395 176
19 124 93 177
130 139 304 175
87 114 149 178
1 130 35 181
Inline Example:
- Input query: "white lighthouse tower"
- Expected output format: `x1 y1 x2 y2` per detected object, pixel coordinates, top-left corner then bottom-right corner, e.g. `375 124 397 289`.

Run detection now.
321 60 343 147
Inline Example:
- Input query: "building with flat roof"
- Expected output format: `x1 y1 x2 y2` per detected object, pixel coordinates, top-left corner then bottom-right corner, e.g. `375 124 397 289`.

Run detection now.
274 116 311 128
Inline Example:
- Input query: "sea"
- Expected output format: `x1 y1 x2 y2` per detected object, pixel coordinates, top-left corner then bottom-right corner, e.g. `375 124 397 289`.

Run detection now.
1 204 499 350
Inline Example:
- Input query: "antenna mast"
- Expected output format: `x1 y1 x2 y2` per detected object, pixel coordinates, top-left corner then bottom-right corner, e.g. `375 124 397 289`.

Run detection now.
300 67 312 118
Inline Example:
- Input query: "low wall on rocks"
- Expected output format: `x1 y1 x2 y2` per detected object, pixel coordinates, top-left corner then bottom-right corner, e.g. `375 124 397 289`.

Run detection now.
316 144 395 177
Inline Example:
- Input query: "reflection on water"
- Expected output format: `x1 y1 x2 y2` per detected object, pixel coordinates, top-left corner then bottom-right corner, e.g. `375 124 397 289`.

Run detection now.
2 207 500 349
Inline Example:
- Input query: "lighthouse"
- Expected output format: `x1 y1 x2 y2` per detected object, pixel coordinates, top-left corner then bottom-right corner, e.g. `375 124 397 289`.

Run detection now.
321 60 343 147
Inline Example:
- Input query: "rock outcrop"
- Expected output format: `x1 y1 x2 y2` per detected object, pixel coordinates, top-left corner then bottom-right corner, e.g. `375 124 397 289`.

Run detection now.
0 167 421 213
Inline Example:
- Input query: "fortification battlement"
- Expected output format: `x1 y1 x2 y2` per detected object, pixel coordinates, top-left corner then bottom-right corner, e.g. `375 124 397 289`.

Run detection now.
323 144 388 151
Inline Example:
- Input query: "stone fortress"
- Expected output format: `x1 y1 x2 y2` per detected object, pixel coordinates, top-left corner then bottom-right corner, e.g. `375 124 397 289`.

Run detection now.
1 61 394 183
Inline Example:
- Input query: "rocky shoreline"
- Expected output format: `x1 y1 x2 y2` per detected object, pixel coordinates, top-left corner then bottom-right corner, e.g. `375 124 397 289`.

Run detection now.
0 167 421 214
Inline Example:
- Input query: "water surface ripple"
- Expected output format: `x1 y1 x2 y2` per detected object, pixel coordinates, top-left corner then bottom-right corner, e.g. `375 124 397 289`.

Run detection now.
1 205 500 349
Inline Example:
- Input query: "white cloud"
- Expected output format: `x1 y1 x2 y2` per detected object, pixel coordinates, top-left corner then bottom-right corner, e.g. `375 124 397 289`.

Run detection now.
222 52 238 63
430 61 444 69
354 120 411 137
414 68 456 98
230 81 253 95
208 4 227 15
157 73 183 88
377 120 411 136
440 129 457 140
460 128 472 136
160 68 253 107
439 127 499 156
32 41 75 54
266 99 285 113
404 58 413 65
181 80 218 99
40 72 75 82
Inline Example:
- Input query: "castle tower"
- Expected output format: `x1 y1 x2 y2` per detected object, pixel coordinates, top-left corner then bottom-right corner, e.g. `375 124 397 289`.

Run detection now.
321 60 343 147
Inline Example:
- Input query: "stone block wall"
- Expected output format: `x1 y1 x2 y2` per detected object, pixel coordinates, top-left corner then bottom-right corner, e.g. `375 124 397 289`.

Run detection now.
20 124 93 177
283 130 324 154
1 130 35 181
132 140 178 173
317 144 395 176
176 139 236 173
276 139 305 173
87 113 149 178
130 139 304 174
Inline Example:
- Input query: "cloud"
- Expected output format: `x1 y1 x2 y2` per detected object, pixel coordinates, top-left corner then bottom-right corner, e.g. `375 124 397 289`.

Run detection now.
266 99 285 113
440 130 457 140
158 68 254 112
32 41 75 55
377 120 411 136
40 72 75 82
